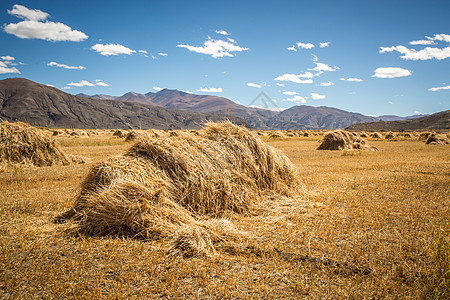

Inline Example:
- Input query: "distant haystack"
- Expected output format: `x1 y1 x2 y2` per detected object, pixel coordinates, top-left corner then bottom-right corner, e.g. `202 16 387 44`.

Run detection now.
124 130 142 142
113 129 125 138
56 121 301 258
317 130 377 151
371 132 382 139
52 130 63 136
425 134 449 145
270 131 283 139
385 132 395 140
0 121 70 167
419 132 432 141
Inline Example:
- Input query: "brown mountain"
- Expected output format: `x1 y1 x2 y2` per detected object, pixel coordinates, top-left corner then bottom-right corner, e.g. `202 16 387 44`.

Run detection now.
346 110 450 131
0 78 243 129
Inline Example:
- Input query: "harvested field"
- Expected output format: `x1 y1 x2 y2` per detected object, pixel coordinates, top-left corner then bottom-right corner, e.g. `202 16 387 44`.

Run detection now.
0 126 449 299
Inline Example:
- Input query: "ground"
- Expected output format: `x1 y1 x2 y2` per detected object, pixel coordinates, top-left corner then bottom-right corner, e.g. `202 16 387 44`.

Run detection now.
1 133 449 299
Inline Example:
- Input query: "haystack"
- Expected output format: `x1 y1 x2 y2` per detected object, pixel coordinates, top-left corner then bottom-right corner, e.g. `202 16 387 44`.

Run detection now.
56 121 300 257
419 132 432 141
317 130 377 151
385 132 395 140
0 121 70 167
371 132 382 139
113 129 125 138
124 130 141 142
425 135 449 145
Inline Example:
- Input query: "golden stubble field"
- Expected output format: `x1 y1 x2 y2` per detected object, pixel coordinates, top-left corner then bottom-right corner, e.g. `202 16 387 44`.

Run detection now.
1 132 449 299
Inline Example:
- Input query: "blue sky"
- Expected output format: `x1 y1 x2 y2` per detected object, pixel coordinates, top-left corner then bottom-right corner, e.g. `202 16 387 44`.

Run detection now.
1 0 449 117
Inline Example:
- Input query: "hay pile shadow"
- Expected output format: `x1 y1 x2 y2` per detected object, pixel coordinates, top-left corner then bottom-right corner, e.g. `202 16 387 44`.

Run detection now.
1 121 70 167
317 130 377 151
56 121 301 258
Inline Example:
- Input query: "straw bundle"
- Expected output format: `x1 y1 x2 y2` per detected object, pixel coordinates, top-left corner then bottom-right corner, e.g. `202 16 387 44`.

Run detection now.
0 121 70 167
317 130 377 151
57 121 300 257
425 135 449 145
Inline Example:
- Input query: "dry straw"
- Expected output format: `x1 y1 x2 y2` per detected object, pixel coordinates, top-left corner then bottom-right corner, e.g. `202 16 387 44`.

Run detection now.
57 121 301 257
317 130 378 151
0 121 70 167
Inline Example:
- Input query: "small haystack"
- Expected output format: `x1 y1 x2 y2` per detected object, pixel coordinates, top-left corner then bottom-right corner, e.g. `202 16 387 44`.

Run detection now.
425 135 449 145
385 132 396 140
317 130 377 151
419 132 432 141
113 129 125 138
0 121 70 167
57 121 301 257
52 130 63 136
371 132 382 139
124 130 141 142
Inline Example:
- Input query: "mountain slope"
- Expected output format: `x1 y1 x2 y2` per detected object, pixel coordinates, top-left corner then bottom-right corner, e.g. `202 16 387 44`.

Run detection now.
274 105 378 129
0 78 242 129
346 110 450 131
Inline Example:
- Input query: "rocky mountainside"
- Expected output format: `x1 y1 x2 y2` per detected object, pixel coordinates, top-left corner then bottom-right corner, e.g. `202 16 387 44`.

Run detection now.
346 110 450 131
0 78 242 129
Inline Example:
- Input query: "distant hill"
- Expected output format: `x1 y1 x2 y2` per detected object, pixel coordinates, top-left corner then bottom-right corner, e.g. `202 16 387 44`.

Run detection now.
0 78 243 129
346 110 450 131
79 90 392 130
375 114 426 122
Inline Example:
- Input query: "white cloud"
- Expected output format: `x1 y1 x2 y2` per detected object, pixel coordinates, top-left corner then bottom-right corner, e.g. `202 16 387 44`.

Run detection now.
311 93 326 100
153 86 163 91
297 42 315 49
276 83 285 87
287 46 297 52
1 56 15 61
274 73 313 84
0 64 20 74
319 81 334 86
308 62 338 73
340 77 363 82
138 50 148 54
47 61 85 70
91 44 136 56
216 30 230 36
8 4 49 21
283 95 307 104
282 91 298 95
45 84 54 87
428 85 450 92
62 86 72 90
414 110 421 115
319 42 330 48
410 40 436 45
5 5 87 42
177 37 248 58
380 34 450 60
197 87 223 93
247 105 285 112
312 54 319 62
67 80 109 87
158 52 168 56
247 82 262 88
372 67 412 78
181 90 193 94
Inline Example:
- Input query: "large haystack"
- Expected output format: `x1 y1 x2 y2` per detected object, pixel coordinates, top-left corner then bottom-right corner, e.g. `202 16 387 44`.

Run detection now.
0 121 70 167
57 121 300 257
425 135 449 145
317 130 377 151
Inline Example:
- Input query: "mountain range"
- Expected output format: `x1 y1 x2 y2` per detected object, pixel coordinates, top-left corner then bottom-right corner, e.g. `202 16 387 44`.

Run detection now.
0 78 442 130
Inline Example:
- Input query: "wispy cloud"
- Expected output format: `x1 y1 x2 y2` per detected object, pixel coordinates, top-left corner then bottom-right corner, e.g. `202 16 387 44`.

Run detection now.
319 81 334 86
197 87 223 93
215 30 230 36
297 42 315 49
0 60 20 74
282 91 298 95
4 4 88 42
66 80 109 87
283 95 307 103
287 45 297 52
380 34 450 60
274 73 313 84
319 42 330 48
308 62 338 73
177 37 248 58
153 86 164 91
91 43 136 56
372 67 412 78
311 92 326 100
247 82 265 88
340 77 363 82
1 56 15 61
47 61 85 70
276 83 285 87
428 85 450 92
158 52 168 56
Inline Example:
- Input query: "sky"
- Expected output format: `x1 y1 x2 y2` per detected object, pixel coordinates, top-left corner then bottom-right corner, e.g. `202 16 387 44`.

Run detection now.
0 0 449 117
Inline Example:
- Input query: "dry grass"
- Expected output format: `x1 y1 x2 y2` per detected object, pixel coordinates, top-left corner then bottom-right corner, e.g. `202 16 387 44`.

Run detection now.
0 128 449 298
